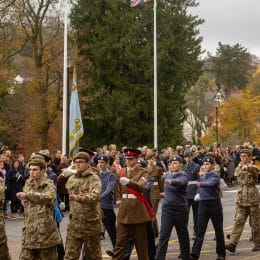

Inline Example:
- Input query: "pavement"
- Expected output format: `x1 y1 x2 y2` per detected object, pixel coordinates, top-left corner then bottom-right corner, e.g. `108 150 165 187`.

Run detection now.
5 184 260 260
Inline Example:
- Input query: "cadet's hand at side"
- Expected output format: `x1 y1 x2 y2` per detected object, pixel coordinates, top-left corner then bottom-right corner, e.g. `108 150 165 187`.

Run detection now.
164 179 172 185
120 177 130 185
16 192 27 200
160 192 165 198
70 194 77 201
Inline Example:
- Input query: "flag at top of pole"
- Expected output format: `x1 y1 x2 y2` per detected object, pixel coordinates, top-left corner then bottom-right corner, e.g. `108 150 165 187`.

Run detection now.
131 0 151 7
69 66 84 156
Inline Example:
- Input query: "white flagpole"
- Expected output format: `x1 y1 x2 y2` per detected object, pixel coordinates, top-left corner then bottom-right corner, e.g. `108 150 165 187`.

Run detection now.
153 0 158 148
62 0 68 154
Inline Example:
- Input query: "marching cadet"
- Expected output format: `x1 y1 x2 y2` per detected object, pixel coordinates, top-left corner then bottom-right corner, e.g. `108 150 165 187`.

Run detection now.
183 151 200 238
226 148 260 253
0 171 11 259
97 154 117 251
16 156 61 260
111 148 152 260
190 157 226 260
63 151 102 260
155 156 190 260
146 151 163 238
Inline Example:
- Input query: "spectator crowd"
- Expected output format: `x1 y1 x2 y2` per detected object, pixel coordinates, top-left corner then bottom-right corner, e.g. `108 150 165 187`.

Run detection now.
0 142 260 260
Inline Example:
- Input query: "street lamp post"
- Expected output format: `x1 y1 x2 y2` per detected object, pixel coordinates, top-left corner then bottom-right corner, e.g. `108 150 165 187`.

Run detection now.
214 92 222 144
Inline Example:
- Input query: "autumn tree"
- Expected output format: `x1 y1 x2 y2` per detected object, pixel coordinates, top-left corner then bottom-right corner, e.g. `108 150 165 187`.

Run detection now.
0 0 66 153
12 0 64 148
210 42 256 97
201 83 260 146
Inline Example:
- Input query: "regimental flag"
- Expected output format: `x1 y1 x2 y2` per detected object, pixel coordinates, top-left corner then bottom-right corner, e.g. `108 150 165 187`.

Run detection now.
69 66 84 156
131 0 151 7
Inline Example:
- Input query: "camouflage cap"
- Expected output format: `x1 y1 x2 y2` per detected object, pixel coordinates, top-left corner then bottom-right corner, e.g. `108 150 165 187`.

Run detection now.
73 151 90 162
29 153 45 162
28 156 46 169
240 148 252 156
38 149 51 162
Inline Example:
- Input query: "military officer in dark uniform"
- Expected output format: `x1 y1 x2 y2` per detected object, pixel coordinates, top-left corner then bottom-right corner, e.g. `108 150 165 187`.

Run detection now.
183 151 200 238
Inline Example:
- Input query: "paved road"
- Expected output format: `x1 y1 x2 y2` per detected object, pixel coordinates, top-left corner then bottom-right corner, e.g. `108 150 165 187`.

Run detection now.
5 185 260 259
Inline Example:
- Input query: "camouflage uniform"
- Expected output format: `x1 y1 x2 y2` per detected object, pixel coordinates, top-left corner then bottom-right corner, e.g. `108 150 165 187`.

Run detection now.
228 162 260 249
0 176 11 260
20 175 61 260
147 164 163 237
64 167 102 260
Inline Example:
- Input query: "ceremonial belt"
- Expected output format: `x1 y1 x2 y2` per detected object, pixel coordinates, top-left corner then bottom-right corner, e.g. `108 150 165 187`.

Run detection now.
122 194 136 199
188 181 198 185
120 169 153 219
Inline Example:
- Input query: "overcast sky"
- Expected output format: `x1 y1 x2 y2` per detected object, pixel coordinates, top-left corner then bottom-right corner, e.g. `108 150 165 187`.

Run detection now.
189 0 260 58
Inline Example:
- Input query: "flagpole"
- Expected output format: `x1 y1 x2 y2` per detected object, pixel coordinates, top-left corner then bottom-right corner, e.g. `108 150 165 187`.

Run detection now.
153 0 158 148
62 0 68 154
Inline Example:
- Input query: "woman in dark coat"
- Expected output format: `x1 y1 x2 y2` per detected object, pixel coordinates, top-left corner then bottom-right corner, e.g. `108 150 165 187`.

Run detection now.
6 160 25 218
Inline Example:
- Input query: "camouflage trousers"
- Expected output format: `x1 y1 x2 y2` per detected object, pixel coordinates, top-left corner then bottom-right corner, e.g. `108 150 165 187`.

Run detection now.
19 245 58 260
230 205 260 247
0 241 11 260
64 234 102 260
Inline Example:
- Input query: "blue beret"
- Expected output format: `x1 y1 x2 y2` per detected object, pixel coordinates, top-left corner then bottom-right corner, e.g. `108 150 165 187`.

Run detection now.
97 155 109 163
203 156 215 164
168 156 183 164
184 151 193 157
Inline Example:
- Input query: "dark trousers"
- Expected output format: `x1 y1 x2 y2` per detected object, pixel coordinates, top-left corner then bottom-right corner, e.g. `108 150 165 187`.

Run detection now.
186 198 199 235
155 204 190 260
191 200 226 258
11 200 20 213
102 208 117 248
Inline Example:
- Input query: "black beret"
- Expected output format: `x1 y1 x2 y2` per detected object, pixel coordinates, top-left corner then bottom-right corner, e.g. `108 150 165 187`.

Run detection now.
137 159 147 168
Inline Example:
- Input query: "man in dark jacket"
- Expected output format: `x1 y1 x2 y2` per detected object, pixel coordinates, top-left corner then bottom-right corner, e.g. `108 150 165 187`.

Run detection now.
183 151 200 238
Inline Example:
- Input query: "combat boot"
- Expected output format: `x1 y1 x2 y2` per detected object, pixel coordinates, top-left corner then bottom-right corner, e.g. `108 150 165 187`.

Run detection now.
225 243 236 253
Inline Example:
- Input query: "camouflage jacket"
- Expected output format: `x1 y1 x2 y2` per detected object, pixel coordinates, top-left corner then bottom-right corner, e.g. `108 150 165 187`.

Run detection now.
0 177 7 245
66 167 102 238
234 162 260 206
21 175 61 249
